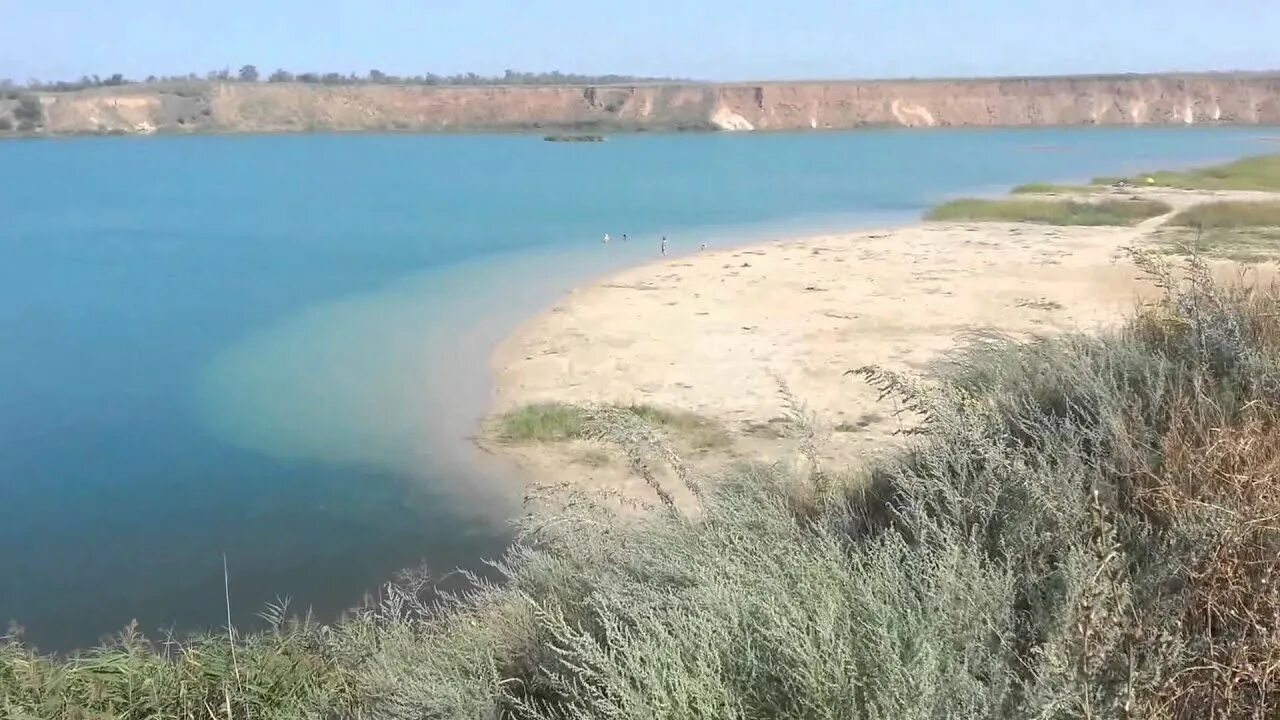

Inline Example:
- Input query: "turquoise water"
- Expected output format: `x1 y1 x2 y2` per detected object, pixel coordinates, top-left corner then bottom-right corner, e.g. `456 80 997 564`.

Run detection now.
1 127 1275 650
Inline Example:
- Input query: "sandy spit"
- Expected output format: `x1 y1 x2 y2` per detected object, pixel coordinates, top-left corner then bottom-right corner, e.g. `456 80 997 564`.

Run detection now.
485 188 1276 502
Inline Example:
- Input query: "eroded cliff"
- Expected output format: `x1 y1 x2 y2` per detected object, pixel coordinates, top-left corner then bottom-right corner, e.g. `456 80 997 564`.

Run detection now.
5 74 1280 136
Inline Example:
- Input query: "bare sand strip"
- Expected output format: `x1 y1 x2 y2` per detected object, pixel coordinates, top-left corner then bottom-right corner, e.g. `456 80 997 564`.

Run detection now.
486 188 1277 499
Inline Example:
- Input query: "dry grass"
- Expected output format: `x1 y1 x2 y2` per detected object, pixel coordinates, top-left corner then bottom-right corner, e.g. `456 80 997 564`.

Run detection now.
1147 401 1280 715
1121 269 1280 716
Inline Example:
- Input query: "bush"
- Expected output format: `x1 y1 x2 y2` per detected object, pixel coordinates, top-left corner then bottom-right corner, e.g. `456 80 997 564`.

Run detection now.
392 262 1280 717
12 95 42 124
925 197 1172 225
426 257 1280 718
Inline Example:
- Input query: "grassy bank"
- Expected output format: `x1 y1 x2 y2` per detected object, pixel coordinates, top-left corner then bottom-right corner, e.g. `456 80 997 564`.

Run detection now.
1156 227 1280 262
925 197 1171 225
1154 200 1280 261
6 255 1280 718
1101 153 1280 191
1166 199 1280 228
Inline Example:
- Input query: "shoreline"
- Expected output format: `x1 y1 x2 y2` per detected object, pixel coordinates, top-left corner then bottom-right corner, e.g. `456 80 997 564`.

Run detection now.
9 123 1280 145
483 185 1279 499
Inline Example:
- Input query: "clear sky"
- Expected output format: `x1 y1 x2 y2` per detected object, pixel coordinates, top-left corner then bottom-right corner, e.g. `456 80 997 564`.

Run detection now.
2 0 1278 83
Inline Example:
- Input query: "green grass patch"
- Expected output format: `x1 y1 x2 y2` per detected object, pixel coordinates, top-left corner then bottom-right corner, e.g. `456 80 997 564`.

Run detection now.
925 197 1171 225
1008 182 1098 195
497 402 730 450
1154 201 1280 261
1166 200 1280 228
497 402 586 442
0 619 356 719
1153 227 1280 262
1099 154 1280 191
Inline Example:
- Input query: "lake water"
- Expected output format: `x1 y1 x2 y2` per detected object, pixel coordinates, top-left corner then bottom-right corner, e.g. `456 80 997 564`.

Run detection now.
1 127 1275 650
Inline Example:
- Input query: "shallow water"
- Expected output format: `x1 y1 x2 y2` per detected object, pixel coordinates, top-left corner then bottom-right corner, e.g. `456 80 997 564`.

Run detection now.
0 128 1274 650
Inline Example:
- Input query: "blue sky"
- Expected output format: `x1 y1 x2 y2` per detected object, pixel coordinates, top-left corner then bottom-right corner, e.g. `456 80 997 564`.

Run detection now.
2 0 1278 82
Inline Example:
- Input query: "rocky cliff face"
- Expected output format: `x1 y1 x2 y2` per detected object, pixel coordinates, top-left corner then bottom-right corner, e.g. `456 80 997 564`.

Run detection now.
7 74 1280 136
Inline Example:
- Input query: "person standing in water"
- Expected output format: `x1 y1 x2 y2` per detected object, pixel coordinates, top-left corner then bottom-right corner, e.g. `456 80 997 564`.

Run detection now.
661 236 667 256
622 233 628 243
603 233 610 244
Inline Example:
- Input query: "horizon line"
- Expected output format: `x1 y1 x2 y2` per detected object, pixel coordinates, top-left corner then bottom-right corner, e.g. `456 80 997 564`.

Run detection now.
15 67 1280 93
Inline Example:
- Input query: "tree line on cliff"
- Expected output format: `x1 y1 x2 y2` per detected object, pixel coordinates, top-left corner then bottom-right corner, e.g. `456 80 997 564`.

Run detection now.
3 67 687 93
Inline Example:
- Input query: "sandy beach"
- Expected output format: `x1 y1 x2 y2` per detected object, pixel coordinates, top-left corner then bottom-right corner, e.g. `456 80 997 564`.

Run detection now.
487 187 1278 500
